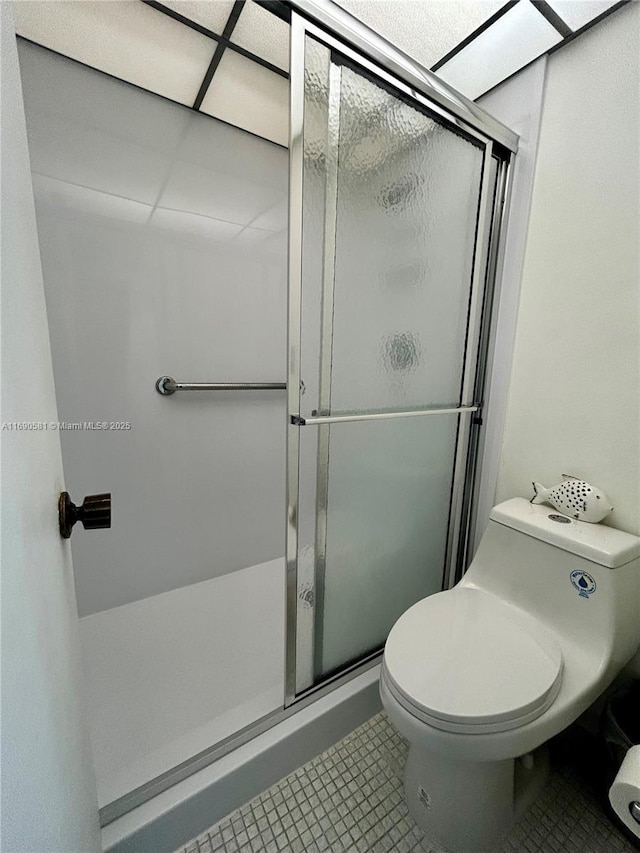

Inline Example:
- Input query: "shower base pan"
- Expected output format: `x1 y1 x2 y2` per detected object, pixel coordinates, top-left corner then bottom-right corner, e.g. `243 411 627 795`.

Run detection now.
80 559 382 853
79 559 286 813
99 665 380 853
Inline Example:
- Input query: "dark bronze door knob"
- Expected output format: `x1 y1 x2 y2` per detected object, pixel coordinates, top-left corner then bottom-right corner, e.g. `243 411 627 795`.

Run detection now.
59 491 111 539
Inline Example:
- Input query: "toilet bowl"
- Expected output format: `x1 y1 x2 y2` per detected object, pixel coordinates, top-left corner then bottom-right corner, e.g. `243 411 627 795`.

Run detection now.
380 498 640 853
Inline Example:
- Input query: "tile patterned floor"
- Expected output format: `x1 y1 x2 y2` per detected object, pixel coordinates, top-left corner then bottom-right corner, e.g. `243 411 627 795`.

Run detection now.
176 712 638 853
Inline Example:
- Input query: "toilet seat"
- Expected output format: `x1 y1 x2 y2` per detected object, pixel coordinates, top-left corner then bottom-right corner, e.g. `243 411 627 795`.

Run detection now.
383 587 563 735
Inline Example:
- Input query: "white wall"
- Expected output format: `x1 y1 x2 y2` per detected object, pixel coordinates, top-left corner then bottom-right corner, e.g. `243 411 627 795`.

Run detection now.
0 6 101 850
472 57 548 548
18 42 288 616
495 3 640 535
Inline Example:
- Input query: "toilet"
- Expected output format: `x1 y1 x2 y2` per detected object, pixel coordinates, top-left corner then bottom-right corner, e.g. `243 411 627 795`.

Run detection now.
380 498 640 853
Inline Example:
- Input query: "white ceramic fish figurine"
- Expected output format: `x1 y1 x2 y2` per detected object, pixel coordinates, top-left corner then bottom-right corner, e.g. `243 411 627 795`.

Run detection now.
530 475 614 523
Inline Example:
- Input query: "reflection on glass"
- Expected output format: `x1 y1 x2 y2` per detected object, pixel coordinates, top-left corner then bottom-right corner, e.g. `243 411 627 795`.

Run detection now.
19 40 287 251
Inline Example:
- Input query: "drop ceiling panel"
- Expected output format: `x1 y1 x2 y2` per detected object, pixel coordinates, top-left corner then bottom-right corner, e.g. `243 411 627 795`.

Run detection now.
231 0 290 72
18 40 192 156
33 173 153 224
149 207 244 242
18 41 191 206
262 230 288 257
547 0 621 30
14 1 214 107
235 227 287 256
436 0 563 99
200 50 289 147
25 110 171 206
334 0 507 70
158 160 284 226
160 0 236 34
176 118 288 190
231 226 275 247
250 197 288 232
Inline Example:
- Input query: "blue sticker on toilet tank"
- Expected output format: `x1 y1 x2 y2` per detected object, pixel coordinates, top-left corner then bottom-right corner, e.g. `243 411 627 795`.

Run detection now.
570 570 596 598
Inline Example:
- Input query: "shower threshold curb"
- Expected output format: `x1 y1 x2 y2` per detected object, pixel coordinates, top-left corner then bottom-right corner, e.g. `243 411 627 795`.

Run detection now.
102 665 382 853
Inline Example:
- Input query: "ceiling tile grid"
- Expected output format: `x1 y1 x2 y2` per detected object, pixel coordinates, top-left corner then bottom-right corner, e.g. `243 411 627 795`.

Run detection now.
436 0 564 99
546 0 621 30
200 48 289 146
159 0 236 34
14 0 628 147
231 0 290 71
15 1 216 108
334 0 509 72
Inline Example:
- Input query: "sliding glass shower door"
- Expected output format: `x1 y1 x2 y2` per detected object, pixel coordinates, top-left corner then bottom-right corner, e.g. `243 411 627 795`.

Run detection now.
287 15 506 698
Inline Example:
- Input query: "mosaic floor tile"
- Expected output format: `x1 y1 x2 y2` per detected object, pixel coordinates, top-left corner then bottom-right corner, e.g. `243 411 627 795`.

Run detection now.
176 712 638 853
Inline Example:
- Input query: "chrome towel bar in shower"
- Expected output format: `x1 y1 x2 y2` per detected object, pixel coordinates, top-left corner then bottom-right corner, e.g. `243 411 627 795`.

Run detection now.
155 376 286 396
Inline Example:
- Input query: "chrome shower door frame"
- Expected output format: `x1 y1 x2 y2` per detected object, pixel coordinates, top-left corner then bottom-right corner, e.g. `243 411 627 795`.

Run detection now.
98 1 516 826
285 6 516 705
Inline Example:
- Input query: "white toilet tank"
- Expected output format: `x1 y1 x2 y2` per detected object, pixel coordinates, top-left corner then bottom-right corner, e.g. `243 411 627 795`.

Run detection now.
463 499 640 675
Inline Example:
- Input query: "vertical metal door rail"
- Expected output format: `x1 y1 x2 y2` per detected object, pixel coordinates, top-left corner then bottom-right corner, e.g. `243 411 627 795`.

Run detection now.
459 154 514 578
443 144 496 591
285 12 306 705
311 59 342 687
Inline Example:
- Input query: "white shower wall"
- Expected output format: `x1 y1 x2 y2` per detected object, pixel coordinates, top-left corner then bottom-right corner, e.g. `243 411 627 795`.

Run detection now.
19 41 289 616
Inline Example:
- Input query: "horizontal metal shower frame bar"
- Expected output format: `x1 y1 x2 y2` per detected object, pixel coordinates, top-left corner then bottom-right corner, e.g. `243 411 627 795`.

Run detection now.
292 406 479 426
285 0 518 153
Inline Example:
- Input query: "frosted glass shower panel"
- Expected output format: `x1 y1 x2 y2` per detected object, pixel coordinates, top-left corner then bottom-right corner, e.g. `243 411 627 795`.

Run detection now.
300 40 485 418
299 414 459 680
298 37 333 417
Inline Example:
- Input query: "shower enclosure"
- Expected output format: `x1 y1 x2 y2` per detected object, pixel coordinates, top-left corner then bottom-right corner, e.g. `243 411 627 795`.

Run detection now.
16 0 516 829
287 13 512 701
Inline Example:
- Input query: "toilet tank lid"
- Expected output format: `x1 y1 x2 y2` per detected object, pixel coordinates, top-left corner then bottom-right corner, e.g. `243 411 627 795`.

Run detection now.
490 499 640 568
